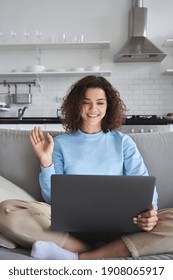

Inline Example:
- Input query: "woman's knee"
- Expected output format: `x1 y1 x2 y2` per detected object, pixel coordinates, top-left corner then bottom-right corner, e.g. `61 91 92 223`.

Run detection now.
158 208 173 221
0 199 14 214
0 199 28 223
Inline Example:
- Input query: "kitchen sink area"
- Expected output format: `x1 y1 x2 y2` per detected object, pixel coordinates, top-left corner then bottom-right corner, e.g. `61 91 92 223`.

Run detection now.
0 117 62 124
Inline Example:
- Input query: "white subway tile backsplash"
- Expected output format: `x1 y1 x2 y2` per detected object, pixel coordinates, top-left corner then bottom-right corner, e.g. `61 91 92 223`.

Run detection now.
143 100 155 106
139 73 150 79
160 84 173 90
150 84 163 90
143 79 154 85
133 79 144 85
128 85 139 90
133 89 143 95
139 84 151 90
1 71 173 118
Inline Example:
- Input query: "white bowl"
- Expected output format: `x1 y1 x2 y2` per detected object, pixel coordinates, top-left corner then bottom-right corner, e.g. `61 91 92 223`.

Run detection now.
85 65 101 71
57 68 67 72
26 65 46 72
69 67 85 72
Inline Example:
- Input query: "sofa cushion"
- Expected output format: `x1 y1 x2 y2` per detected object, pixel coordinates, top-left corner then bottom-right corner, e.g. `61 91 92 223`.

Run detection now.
0 175 36 249
129 132 173 210
0 233 16 249
0 247 34 259
0 175 36 202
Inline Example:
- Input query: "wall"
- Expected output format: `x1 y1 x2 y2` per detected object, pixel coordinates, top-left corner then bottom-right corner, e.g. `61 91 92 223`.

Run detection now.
0 0 173 118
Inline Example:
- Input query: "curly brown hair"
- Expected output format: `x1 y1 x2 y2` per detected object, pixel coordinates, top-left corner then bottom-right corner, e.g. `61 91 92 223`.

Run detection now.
61 75 126 132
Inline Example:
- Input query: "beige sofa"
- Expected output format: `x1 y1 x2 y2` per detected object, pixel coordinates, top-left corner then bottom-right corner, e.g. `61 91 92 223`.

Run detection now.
0 129 173 259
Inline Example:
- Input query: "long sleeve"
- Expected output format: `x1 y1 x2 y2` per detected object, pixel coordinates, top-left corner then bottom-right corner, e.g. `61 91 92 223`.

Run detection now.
123 135 148 176
39 138 64 203
39 164 55 203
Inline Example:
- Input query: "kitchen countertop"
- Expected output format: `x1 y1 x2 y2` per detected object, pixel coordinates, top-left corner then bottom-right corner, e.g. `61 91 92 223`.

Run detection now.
123 117 173 125
0 117 173 125
0 117 62 124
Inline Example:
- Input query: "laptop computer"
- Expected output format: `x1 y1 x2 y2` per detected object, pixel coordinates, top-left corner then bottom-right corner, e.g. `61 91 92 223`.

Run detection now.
51 174 156 233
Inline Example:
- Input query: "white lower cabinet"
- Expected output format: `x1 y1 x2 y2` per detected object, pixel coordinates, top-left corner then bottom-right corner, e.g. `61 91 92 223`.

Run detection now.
17 124 46 131
0 124 45 130
0 123 64 131
0 124 17 130
170 124 173 131
0 124 173 132
45 124 65 132
19 124 65 131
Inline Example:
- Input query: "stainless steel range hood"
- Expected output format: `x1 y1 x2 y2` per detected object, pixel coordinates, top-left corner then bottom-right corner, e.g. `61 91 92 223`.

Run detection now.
114 0 166 63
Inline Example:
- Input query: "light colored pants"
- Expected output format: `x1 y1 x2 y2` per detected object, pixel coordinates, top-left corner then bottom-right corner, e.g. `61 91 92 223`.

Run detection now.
0 199 68 248
0 199 173 257
122 208 173 257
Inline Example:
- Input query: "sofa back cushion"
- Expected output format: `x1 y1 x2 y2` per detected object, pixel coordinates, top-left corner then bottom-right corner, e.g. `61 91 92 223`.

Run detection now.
0 129 59 201
129 132 173 210
0 129 42 200
0 175 36 202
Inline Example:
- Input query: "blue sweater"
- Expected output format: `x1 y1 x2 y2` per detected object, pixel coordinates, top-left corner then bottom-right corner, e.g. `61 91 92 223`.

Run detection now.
39 130 158 209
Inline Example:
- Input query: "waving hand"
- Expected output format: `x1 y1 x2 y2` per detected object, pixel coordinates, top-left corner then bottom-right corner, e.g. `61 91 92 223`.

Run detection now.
30 127 54 167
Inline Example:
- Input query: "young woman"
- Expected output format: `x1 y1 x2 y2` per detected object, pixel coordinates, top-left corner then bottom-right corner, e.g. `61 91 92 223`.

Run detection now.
0 76 172 260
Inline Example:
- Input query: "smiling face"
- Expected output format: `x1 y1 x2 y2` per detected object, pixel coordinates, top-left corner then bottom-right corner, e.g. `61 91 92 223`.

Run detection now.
80 87 107 133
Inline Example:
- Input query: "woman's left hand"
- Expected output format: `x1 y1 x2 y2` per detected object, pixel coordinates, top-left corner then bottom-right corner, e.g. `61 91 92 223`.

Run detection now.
133 205 158 232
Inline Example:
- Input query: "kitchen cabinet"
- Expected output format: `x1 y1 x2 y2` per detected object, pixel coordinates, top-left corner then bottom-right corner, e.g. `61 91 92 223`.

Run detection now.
0 123 64 131
162 39 173 75
170 124 173 131
0 123 173 132
163 39 173 47
0 124 46 130
121 125 171 133
0 124 17 130
45 124 65 131
0 41 111 77
17 124 46 131
162 69 173 75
